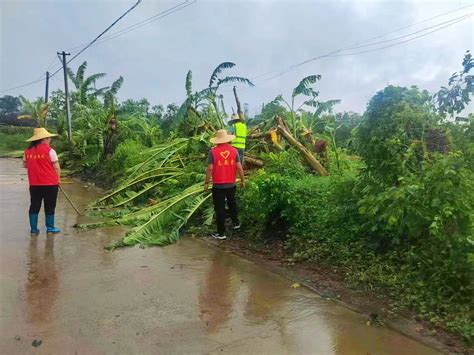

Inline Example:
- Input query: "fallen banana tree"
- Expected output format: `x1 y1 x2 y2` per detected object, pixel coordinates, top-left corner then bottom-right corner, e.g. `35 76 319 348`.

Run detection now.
78 136 215 248
78 116 329 249
248 116 328 176
275 116 328 176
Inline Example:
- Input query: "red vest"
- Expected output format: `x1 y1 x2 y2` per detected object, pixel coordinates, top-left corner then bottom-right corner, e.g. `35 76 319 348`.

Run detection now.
211 144 238 184
24 143 59 186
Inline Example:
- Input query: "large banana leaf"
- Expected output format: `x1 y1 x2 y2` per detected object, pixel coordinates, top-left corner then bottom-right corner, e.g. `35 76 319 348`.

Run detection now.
209 62 235 88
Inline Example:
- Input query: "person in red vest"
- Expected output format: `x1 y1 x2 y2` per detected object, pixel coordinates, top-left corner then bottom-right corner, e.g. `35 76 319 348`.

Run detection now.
23 128 61 236
204 129 245 240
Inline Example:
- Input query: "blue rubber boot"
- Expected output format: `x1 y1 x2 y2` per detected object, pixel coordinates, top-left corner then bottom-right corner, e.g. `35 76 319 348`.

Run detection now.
29 213 40 236
45 214 61 235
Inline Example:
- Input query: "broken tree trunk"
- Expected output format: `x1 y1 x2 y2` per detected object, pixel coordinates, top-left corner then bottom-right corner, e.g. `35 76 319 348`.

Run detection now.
249 131 271 139
244 156 264 167
233 86 244 120
275 116 328 176
248 130 284 151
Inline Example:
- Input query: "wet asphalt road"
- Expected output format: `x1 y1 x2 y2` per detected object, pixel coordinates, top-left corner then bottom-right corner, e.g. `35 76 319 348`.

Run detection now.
0 158 439 354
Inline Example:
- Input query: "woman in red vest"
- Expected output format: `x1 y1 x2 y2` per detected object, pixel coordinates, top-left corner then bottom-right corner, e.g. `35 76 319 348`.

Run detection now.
204 129 245 240
23 128 61 236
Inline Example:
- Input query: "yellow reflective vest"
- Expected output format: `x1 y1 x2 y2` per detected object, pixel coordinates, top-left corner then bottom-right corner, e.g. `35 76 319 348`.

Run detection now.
231 121 247 149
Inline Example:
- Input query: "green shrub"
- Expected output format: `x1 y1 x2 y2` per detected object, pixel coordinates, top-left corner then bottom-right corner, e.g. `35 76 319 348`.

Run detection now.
241 167 359 242
357 152 473 249
355 86 436 184
241 151 473 341
99 139 147 184
259 149 308 177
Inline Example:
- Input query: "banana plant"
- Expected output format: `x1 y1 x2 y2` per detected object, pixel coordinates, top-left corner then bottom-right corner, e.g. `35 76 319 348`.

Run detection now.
272 75 340 139
177 63 254 131
17 96 49 127
206 62 253 128
67 61 123 106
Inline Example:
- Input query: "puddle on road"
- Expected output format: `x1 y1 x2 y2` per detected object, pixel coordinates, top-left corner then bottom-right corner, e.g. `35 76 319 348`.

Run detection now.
0 159 440 354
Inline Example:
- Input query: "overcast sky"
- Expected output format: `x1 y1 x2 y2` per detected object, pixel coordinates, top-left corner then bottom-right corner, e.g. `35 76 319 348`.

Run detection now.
1 0 473 116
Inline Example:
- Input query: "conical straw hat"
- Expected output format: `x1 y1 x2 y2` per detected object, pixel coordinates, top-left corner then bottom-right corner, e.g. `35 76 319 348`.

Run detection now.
26 127 58 142
210 129 235 144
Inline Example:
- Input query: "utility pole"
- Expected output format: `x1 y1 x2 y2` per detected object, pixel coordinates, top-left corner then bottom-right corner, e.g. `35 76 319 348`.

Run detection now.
44 71 50 103
58 51 72 151
43 71 50 128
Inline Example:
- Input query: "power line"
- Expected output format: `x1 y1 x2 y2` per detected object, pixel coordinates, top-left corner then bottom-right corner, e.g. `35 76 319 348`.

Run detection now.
2 0 144 92
84 0 196 49
248 4 474 82
0 78 47 94
31 55 59 82
48 1 195 76
335 13 473 52
328 14 473 58
66 0 195 52
255 13 473 84
353 3 473 46
223 11 473 92
0 0 193 94
1 2 469 95
45 54 60 71
50 0 143 77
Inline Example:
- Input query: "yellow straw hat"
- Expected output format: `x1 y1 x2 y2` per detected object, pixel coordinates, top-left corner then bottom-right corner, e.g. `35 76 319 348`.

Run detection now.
26 127 58 142
210 129 235 144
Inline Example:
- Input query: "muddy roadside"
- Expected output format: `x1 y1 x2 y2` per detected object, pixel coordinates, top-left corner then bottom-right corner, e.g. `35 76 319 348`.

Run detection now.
196 234 472 354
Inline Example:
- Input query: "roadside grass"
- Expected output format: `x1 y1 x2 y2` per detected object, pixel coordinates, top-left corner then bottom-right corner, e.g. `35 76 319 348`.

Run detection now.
0 126 31 158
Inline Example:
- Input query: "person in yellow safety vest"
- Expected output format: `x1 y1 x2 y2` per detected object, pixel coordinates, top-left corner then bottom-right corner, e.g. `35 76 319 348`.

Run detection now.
228 113 247 163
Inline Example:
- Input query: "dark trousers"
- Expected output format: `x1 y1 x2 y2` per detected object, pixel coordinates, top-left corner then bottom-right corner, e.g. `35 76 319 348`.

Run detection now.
236 148 245 164
29 185 59 215
212 186 239 235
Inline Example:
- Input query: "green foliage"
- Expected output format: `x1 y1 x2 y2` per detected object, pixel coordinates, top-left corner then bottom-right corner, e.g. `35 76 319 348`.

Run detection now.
118 98 151 117
292 75 321 98
104 76 124 109
209 62 236 88
241 168 359 250
68 61 106 105
269 75 340 138
216 76 254 87
18 96 49 127
446 115 474 168
185 70 193 97
356 85 435 184
67 61 123 107
435 50 474 118
0 126 31 157
259 150 308 177
242 161 473 340
240 81 474 341
257 97 288 125
357 152 473 249
81 137 212 248
354 84 473 340
13 57 472 342
0 95 21 115
333 111 363 149
99 139 148 185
